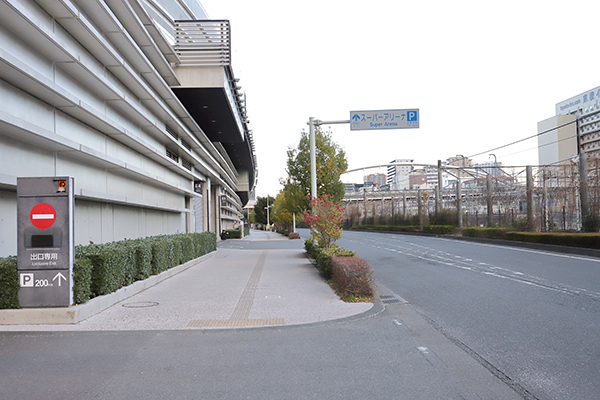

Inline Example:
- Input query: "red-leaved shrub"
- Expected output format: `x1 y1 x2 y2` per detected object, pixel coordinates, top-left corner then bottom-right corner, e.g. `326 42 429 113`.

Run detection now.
331 256 374 299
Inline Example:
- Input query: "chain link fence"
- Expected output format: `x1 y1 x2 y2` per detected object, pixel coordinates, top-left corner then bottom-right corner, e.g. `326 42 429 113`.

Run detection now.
343 154 600 232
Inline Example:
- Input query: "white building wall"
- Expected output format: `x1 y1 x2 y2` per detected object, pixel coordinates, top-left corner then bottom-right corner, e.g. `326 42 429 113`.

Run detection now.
0 190 17 254
538 114 578 166
0 0 249 256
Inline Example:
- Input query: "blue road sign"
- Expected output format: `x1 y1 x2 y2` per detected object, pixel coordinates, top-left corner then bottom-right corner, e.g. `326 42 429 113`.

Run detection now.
350 109 419 131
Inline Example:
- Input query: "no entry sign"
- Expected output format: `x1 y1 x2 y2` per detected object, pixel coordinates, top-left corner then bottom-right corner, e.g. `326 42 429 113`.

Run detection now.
30 203 56 229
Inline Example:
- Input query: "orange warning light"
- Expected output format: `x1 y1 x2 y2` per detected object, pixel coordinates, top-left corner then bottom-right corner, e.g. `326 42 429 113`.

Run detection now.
57 180 67 192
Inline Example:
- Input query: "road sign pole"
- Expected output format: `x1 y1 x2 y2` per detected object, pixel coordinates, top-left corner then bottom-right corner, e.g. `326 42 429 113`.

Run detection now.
309 117 317 200
307 110 417 203
17 177 74 307
308 118 350 201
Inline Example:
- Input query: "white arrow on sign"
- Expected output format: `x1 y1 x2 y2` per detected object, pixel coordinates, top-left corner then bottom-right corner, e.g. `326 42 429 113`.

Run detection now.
53 272 67 287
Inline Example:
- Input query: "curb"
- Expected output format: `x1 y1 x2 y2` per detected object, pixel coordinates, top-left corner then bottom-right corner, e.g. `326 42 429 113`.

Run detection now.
0 252 214 325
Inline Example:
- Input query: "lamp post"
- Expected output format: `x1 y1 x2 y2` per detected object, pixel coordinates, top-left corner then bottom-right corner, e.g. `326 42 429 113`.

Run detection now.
265 195 273 229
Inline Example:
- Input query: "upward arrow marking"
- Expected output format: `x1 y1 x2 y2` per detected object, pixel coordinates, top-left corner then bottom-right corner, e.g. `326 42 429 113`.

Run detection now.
53 272 67 287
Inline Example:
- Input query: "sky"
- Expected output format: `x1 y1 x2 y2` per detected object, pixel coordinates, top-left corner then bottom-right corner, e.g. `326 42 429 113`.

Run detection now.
200 0 600 198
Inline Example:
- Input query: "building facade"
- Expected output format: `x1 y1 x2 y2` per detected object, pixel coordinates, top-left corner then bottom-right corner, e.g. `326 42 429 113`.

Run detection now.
538 86 600 165
363 173 386 188
473 161 503 178
0 0 257 256
386 159 413 191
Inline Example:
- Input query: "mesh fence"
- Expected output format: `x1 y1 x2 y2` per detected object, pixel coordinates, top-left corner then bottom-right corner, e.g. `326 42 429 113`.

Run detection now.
343 155 600 231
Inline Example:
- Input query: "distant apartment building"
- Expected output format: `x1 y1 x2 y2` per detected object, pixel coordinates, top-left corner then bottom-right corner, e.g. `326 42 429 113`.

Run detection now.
364 173 386 188
409 169 427 189
535 87 600 165
387 159 413 190
447 155 473 180
424 164 449 189
474 161 503 177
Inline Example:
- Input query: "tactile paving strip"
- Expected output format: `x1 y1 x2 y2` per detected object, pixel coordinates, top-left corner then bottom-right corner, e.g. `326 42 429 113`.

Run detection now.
186 251 286 328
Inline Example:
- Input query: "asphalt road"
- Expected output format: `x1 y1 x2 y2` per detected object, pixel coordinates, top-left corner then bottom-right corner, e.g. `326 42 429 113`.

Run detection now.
0 230 525 400
0 303 521 400
336 229 600 400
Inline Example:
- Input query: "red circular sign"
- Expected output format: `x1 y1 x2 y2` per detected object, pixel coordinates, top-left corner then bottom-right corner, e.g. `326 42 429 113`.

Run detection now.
30 203 56 230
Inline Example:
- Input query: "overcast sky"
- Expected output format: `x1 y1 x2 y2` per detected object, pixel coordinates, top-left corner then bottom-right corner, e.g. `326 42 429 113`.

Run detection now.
200 0 600 198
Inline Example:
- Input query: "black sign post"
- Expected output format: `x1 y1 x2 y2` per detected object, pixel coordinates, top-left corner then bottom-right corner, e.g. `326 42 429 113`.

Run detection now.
17 177 74 307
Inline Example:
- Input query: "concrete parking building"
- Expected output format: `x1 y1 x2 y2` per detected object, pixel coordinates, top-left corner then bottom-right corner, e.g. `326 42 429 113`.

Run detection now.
0 0 257 256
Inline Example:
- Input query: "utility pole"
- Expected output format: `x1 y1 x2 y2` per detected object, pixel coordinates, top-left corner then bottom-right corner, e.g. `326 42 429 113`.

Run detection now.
487 174 493 227
526 166 534 231
456 176 462 228
436 160 442 215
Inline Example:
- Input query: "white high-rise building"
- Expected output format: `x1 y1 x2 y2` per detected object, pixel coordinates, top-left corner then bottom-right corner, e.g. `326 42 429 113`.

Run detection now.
387 159 413 190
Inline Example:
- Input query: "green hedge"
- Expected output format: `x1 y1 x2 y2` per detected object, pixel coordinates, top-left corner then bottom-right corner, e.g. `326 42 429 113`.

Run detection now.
225 229 242 239
422 225 456 235
505 232 600 249
0 256 19 309
460 227 510 240
352 224 456 234
0 232 217 309
72 257 93 304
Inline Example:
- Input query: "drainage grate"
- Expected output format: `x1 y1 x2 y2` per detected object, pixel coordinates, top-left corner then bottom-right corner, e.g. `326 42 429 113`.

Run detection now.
122 301 159 308
380 295 407 304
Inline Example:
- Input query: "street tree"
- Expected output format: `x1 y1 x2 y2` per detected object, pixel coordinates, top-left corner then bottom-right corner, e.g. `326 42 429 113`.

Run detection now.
271 191 293 226
281 128 348 213
253 195 275 225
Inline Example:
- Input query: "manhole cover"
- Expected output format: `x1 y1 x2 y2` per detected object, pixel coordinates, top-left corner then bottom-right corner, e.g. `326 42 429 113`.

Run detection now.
122 301 159 308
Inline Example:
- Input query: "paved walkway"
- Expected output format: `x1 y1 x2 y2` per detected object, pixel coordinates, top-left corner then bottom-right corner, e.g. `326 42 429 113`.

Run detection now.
0 230 373 331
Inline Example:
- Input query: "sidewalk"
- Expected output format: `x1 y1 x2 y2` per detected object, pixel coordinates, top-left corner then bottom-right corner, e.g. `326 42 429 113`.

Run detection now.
0 230 374 331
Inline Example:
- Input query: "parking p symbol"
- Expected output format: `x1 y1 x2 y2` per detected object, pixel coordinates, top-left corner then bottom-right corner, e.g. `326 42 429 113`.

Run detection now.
20 273 34 287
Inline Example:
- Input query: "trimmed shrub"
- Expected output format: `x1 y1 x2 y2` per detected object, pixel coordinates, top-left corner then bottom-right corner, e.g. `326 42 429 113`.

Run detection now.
178 234 194 262
84 243 127 297
422 225 456 235
304 239 320 259
72 256 93 304
0 256 19 309
461 227 509 240
197 231 217 255
1 232 217 309
505 232 600 249
74 232 216 303
149 236 170 275
352 224 454 234
130 239 152 281
331 256 374 299
314 244 355 279
167 235 184 268
225 229 242 239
